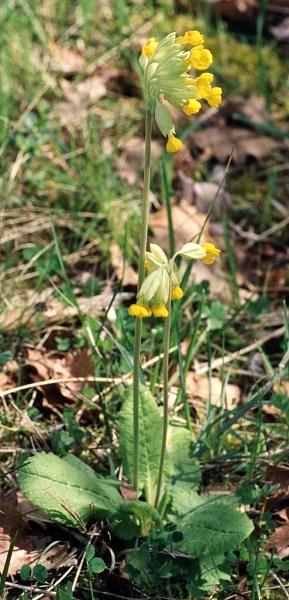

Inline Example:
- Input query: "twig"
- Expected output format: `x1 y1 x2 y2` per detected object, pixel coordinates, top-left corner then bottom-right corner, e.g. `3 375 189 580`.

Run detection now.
33 565 74 600
195 326 285 375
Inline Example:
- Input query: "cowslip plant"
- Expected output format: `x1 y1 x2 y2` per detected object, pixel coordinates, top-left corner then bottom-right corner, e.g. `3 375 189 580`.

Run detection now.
131 29 222 496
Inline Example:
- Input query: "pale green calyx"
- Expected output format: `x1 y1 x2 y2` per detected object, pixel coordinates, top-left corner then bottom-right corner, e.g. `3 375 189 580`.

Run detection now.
177 242 206 260
140 32 199 136
138 243 179 307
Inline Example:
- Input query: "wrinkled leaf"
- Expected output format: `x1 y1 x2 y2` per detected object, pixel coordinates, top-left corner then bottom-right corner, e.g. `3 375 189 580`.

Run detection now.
113 501 162 540
118 385 162 504
169 483 203 519
188 554 231 594
176 498 253 557
18 453 123 528
165 423 201 516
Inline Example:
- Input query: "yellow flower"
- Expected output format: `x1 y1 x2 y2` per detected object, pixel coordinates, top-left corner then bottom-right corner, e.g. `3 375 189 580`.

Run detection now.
190 45 213 70
166 134 183 153
206 86 222 108
128 304 152 318
171 286 184 300
183 99 201 116
193 72 214 97
202 242 221 265
144 259 153 271
151 304 169 318
139 32 221 152
180 30 204 46
142 37 158 58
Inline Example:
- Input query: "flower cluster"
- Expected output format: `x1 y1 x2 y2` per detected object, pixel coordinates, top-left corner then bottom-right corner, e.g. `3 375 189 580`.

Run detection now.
140 31 222 152
128 241 221 319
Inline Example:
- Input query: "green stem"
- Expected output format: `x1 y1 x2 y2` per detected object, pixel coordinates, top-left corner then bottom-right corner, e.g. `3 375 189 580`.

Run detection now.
133 109 153 493
154 278 172 509
161 156 175 256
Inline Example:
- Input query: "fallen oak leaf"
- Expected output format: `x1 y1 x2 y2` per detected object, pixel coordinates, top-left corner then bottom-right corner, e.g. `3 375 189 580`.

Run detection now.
270 17 289 42
116 136 161 185
0 498 49 576
110 243 138 286
149 200 205 250
194 126 280 164
266 522 289 558
186 372 241 413
49 42 85 75
0 288 126 332
26 348 93 403
60 75 107 105
266 464 289 487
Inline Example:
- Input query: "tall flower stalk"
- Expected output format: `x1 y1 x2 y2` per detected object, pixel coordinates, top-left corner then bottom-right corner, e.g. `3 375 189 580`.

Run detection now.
132 109 153 492
130 30 222 498
154 274 172 509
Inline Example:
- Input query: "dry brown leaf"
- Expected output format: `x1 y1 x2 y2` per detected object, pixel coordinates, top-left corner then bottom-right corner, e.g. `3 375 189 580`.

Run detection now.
186 372 241 412
207 0 258 23
235 94 268 125
110 243 138 286
60 75 106 105
266 464 289 486
149 200 205 251
266 522 289 557
116 137 162 185
263 465 289 513
270 17 289 41
0 498 48 575
0 373 14 391
193 181 230 215
120 484 138 502
0 493 76 575
54 101 88 129
49 43 85 75
26 348 93 401
194 126 279 164
0 288 123 332
276 507 289 522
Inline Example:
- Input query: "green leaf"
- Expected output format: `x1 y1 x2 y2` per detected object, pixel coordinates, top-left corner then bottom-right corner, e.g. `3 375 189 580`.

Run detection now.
169 483 203 518
164 423 201 517
187 554 231 594
176 498 253 557
89 558 106 574
32 564 48 583
155 101 173 137
85 544 95 562
203 301 227 331
112 501 162 540
20 565 32 582
165 423 200 485
118 385 163 504
18 453 123 528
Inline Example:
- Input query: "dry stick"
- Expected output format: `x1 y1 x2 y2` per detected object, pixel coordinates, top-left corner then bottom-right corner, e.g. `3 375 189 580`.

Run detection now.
132 110 153 493
0 347 179 401
195 325 285 375
32 565 75 600
0 326 284 400
271 572 289 600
